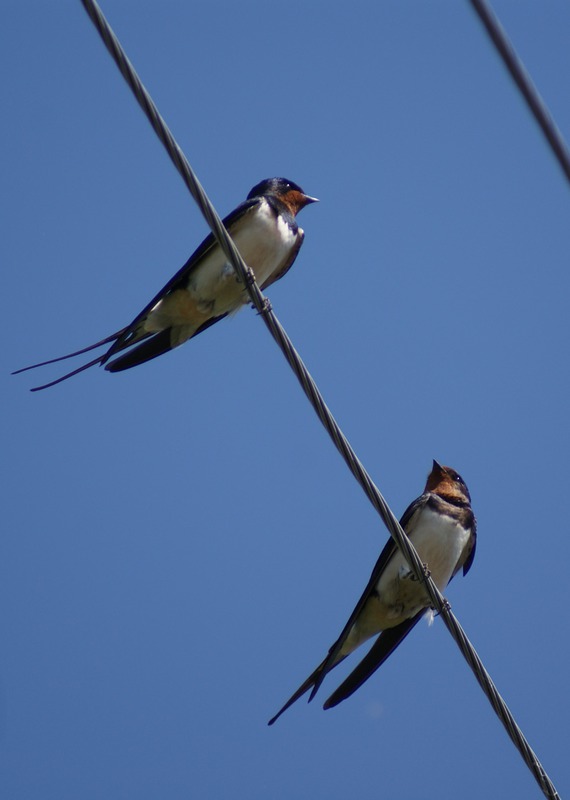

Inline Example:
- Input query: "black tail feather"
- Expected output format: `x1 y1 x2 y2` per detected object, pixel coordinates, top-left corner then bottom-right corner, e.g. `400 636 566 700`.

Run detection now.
323 612 424 710
309 638 349 702
15 309 230 389
105 329 174 373
268 652 348 726
268 664 324 726
29 354 108 392
12 329 126 375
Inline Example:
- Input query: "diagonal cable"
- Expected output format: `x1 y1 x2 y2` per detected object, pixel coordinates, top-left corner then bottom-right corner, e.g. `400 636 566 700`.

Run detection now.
79 2 560 797
470 0 570 185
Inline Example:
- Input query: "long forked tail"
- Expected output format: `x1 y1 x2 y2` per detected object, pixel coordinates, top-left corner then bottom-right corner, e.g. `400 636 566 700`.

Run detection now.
268 651 348 726
323 613 423 710
12 329 127 391
104 312 230 373
268 663 325 726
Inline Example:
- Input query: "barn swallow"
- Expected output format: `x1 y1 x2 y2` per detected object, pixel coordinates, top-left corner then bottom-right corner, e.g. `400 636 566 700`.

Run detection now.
14 177 317 391
268 461 476 724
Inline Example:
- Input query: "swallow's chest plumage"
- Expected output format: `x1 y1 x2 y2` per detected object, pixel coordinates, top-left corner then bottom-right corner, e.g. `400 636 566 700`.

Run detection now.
145 200 300 332
190 200 299 298
380 505 471 611
392 504 471 592
344 503 472 653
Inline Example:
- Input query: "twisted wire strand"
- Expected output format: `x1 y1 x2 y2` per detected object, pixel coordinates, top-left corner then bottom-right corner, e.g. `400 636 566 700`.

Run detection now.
470 0 570 185
79 2 560 796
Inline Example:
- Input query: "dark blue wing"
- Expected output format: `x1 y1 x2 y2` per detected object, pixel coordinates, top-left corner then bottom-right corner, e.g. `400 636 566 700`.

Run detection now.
308 493 431 700
323 610 425 709
103 197 261 361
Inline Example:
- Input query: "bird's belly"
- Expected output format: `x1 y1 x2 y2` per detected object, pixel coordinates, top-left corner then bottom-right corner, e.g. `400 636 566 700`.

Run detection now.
146 205 298 332
341 508 470 655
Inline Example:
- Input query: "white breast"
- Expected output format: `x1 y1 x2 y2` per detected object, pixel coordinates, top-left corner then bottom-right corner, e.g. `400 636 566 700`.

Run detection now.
194 201 297 298
144 200 299 335
396 505 471 590
341 506 470 656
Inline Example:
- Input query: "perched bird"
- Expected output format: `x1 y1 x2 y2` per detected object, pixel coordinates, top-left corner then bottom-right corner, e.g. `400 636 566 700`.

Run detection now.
14 177 317 391
268 461 476 724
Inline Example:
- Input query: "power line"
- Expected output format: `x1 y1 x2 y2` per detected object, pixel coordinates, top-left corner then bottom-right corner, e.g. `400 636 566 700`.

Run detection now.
470 0 570 185
79 2 561 797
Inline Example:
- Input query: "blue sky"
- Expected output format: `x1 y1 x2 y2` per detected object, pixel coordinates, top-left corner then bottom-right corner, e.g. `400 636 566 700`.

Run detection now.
2 2 569 798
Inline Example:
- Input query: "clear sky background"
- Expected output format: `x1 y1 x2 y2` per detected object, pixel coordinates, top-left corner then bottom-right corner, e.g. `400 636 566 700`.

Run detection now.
2 2 569 798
